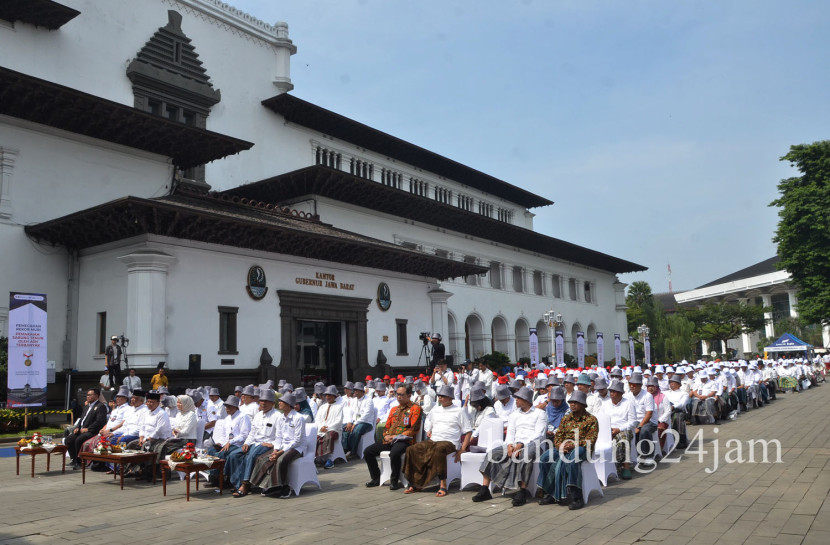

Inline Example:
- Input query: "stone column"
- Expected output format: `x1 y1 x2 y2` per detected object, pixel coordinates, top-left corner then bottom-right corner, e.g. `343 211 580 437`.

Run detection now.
787 290 799 318
118 250 176 369
760 294 775 337
428 288 453 344
272 22 297 93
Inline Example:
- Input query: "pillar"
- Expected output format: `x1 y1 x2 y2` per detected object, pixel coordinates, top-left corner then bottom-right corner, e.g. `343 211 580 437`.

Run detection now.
761 294 775 337
428 288 453 343
118 250 176 369
787 290 799 318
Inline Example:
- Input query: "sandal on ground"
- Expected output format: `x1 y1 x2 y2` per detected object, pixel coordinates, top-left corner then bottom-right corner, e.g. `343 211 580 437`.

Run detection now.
105 470 115 475
232 484 250 498
403 486 418 494
435 487 448 497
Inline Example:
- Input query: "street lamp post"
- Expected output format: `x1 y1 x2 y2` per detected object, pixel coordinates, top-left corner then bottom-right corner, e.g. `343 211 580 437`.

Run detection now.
543 310 563 364
637 323 649 365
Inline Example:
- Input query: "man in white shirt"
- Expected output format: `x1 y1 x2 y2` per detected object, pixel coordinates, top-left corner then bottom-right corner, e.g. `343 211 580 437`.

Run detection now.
227 389 279 496
412 379 436 414
111 389 148 445
473 386 546 506
122 368 141 394
624 373 657 465
124 391 172 480
588 378 610 415
690 372 719 424
341 382 374 456
402 384 471 497
493 384 516 422
663 376 689 448
315 385 344 469
253 392 307 498
430 359 455 390
208 395 251 487
600 380 638 480
372 381 395 443
239 385 260 419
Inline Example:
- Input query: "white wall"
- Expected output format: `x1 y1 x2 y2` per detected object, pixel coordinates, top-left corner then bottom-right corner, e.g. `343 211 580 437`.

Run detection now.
75 236 436 372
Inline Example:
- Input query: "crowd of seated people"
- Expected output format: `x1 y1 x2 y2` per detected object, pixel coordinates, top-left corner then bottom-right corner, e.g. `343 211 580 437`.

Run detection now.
64 354 820 503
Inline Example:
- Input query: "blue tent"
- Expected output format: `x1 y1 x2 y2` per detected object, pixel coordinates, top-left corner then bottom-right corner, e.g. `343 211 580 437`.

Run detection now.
764 333 814 353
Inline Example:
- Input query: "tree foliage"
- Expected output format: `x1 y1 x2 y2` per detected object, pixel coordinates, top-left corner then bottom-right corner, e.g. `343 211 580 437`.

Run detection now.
625 282 696 361
682 303 768 354
771 141 830 325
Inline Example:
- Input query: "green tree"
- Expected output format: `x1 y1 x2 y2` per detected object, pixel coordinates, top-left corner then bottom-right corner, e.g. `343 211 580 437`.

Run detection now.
771 141 830 325
683 303 768 356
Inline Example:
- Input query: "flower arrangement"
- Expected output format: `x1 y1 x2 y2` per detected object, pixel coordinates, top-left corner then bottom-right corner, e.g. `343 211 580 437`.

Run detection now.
28 432 43 448
94 436 111 454
169 442 196 463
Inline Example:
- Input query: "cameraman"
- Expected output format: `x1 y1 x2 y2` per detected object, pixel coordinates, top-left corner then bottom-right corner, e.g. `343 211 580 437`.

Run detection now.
105 335 123 386
429 333 445 367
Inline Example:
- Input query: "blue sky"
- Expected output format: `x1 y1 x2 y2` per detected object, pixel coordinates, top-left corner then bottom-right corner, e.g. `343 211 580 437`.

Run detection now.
233 0 829 293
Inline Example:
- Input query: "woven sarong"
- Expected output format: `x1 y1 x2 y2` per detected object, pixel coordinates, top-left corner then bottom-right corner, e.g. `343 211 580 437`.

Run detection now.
315 430 339 457
402 439 457 489
479 441 541 490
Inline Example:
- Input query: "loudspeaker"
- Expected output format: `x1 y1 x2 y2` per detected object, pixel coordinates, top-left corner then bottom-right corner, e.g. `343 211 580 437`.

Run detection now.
188 354 201 376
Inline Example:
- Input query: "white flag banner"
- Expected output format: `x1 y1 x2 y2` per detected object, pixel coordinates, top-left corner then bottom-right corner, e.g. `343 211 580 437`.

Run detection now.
629 336 636 366
614 334 621 366
555 331 565 367
8 292 48 407
644 337 651 367
529 328 539 366
576 332 585 367
596 332 604 366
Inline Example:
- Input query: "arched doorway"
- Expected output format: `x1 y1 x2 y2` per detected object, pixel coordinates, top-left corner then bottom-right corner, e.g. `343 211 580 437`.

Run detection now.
586 324 597 357
465 314 486 360
491 315 509 356
571 322 582 362
515 317 530 361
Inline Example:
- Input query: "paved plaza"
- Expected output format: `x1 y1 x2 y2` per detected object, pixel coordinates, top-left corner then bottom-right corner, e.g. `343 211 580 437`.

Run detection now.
2 387 830 545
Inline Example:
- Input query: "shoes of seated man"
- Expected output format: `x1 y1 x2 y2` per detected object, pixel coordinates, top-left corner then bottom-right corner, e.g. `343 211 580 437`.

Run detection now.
261 486 278 497
365 479 380 488
568 488 585 510
538 494 556 506
324 459 334 470
71 461 81 470
389 480 403 491
471 486 492 503
279 485 291 499
511 488 528 507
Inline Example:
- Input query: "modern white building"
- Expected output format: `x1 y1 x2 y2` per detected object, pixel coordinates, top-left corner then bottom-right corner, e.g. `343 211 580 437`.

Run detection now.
0 0 644 395
674 256 830 356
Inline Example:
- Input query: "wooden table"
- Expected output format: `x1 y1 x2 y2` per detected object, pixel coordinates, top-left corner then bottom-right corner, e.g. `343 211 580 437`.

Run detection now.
79 451 157 489
15 445 68 477
159 458 225 501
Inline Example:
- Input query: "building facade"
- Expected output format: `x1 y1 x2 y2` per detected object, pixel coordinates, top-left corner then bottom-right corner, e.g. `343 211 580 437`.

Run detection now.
1 0 644 394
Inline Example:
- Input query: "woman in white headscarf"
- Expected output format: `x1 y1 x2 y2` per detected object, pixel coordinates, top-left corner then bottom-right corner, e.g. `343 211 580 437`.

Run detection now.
153 395 198 462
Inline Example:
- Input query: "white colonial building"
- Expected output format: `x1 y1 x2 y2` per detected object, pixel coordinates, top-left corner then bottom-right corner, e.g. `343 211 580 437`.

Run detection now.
0 0 644 394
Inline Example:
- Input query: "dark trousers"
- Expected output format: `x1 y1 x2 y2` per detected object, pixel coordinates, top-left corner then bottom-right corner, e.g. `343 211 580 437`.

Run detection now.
364 440 408 482
636 422 658 459
66 431 96 462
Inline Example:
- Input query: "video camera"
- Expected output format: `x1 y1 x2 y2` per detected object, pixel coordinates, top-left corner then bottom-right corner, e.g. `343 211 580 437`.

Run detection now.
419 332 431 345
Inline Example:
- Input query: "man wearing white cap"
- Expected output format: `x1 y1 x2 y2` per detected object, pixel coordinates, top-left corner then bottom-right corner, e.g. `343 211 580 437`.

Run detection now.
341 382 375 457
208 395 251 487
227 388 279 496
599 380 637 479
314 385 344 469
690 372 719 424
473 386 546 507
624 373 657 465
402 384 471 497
251 392 307 499
240 385 259 419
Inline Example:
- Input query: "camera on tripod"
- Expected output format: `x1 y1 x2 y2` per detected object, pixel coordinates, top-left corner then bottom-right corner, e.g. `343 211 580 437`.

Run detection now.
419 332 431 345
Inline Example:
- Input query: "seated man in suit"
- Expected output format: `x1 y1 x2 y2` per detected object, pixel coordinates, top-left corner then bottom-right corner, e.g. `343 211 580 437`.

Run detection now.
67 388 108 469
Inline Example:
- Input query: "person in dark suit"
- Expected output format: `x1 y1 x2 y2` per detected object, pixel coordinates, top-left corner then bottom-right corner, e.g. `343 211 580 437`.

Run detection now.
67 388 109 469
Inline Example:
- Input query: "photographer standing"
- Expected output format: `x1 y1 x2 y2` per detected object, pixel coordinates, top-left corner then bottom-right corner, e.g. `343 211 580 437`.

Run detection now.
429 333 445 367
105 335 123 386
